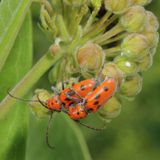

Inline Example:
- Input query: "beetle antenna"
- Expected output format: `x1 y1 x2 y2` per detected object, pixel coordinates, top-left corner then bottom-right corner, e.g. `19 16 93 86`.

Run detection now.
8 90 49 110
7 90 39 102
36 94 48 109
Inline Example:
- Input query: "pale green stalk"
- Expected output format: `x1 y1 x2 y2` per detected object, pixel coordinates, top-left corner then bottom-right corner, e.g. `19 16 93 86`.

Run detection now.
94 24 124 44
0 51 63 119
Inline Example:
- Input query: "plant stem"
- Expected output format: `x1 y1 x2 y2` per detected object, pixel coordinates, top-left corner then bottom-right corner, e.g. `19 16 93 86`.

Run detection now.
105 46 121 57
0 51 63 119
68 7 79 35
69 5 88 37
80 14 118 45
96 15 119 35
56 14 70 42
94 24 124 44
68 26 82 53
85 11 112 35
101 32 127 45
83 8 99 33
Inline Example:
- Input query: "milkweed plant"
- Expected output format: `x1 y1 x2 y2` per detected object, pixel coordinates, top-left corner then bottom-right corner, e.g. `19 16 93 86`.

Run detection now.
30 0 159 122
0 0 159 159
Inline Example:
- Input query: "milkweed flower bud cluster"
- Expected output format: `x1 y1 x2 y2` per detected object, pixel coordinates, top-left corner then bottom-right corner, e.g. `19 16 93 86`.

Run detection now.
38 0 158 121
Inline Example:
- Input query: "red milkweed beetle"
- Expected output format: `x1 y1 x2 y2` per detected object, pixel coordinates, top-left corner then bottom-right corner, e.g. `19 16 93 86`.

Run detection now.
30 78 99 112
85 77 117 112
67 77 117 120
48 79 99 109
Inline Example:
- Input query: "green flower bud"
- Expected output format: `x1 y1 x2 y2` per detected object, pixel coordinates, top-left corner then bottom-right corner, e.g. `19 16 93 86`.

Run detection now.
120 6 147 32
48 62 61 84
142 31 159 47
100 63 124 87
121 33 149 60
132 0 152 6
137 54 153 72
49 43 61 57
76 43 105 73
91 0 102 9
104 0 131 14
30 89 51 118
145 11 159 32
41 0 54 15
114 56 138 76
40 2 57 37
98 96 122 120
40 5 52 30
120 74 143 98
149 47 157 56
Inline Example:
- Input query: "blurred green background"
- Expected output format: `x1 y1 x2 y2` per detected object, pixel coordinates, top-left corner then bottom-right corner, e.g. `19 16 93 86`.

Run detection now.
21 1 160 160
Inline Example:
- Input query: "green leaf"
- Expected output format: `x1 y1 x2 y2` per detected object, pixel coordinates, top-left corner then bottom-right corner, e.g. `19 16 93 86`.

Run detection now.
0 0 32 71
26 114 92 160
0 12 32 160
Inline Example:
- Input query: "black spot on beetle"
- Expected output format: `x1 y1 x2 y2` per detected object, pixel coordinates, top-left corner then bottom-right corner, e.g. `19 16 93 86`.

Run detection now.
68 102 74 106
103 86 109 91
87 108 94 112
93 101 99 105
80 85 85 90
65 98 70 101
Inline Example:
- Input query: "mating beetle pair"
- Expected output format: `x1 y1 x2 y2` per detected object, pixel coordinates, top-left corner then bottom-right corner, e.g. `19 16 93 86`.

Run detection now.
8 77 117 148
